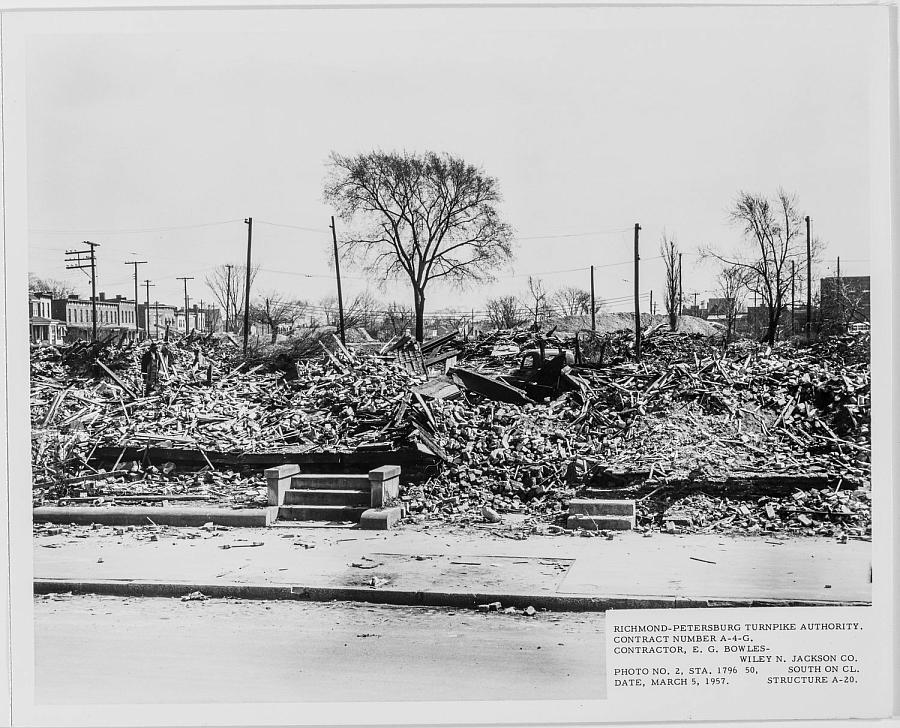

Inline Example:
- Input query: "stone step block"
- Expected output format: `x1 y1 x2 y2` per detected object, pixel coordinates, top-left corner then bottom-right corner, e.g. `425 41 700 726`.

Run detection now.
289 474 371 491
566 514 635 531
568 499 635 517
277 505 367 522
283 489 370 507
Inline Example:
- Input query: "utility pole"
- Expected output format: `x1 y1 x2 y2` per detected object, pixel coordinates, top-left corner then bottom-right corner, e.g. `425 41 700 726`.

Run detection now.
649 290 653 320
177 276 194 335
243 218 253 355
805 216 812 340
791 260 796 336
224 264 233 333
678 252 683 316
330 216 346 345
153 300 160 338
692 291 698 311
633 222 641 362
590 265 596 332
143 280 155 337
124 260 147 338
837 256 843 324
66 241 99 342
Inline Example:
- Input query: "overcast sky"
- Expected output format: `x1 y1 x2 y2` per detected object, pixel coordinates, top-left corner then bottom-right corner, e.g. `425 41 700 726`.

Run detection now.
25 5 882 318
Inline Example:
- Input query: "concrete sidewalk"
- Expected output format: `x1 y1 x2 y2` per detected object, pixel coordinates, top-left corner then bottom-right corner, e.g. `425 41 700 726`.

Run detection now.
33 522 872 609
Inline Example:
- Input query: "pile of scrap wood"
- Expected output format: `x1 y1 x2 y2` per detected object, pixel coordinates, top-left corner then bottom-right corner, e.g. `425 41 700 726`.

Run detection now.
31 334 439 504
401 333 870 530
31 327 871 536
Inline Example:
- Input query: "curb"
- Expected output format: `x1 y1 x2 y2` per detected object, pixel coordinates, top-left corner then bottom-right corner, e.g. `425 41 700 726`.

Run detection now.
33 507 271 528
33 579 871 612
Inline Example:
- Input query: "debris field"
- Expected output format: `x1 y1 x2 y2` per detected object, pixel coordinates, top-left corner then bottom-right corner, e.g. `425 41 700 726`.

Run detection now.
30 324 871 538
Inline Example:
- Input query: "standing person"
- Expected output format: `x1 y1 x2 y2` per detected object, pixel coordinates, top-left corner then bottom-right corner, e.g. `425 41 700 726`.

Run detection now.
140 342 160 396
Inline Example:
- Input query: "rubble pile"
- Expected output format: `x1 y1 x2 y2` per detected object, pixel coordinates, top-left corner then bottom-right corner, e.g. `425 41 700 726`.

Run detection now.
405 331 870 530
639 486 871 538
31 326 871 536
405 397 585 519
31 334 427 504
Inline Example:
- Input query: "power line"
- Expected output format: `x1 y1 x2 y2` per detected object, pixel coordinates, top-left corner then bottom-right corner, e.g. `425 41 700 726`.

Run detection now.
30 219 243 235
255 219 330 233
515 227 632 240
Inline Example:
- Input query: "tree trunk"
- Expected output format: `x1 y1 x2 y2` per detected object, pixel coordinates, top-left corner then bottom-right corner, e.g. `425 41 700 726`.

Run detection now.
668 310 677 332
413 289 426 342
764 309 778 346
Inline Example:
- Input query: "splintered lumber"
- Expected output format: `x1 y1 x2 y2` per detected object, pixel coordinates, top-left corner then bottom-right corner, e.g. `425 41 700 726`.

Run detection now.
449 367 533 405
94 359 138 400
29 327 870 534
412 376 461 401
318 340 347 372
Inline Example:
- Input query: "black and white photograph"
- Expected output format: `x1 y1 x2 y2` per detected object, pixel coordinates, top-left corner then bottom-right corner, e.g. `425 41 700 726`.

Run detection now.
2 2 896 725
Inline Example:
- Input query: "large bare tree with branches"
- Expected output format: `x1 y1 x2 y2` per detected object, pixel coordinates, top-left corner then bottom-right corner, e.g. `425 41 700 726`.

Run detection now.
704 189 810 345
324 150 514 341
660 233 680 332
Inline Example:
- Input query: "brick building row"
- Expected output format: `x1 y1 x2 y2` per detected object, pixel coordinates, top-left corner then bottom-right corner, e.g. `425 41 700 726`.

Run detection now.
29 291 217 345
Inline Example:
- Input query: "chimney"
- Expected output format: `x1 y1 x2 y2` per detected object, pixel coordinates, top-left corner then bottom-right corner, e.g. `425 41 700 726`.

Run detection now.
98 292 106 301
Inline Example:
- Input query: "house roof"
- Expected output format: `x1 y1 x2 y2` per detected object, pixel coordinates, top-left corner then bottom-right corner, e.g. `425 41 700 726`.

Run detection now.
29 317 66 325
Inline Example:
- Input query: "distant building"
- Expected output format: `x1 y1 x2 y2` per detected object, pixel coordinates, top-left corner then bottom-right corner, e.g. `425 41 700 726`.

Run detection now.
175 305 208 334
29 292 67 345
51 292 137 343
137 302 178 338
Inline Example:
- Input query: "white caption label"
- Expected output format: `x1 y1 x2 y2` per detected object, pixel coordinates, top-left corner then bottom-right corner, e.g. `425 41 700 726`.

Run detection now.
606 607 882 722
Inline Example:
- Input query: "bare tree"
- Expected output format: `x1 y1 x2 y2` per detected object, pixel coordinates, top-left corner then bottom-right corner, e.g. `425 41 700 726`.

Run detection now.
525 276 549 330
204 263 259 335
319 291 381 332
819 276 869 334
28 273 75 299
324 150 514 341
250 293 306 343
552 286 593 318
716 265 750 344
660 233 680 331
485 295 525 329
703 189 811 345
379 301 415 338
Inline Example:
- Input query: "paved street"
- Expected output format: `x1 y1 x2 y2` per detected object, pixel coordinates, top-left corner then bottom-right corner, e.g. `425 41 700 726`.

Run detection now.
34 595 607 704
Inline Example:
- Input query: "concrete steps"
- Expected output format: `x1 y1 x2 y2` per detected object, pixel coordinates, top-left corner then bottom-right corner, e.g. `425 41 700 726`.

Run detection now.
567 499 635 531
278 505 368 522
290 474 371 490
283 488 370 507
281 473 372 521
267 465 403 528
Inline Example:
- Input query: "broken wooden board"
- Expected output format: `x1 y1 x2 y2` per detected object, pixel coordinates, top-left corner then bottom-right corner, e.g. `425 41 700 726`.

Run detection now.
448 367 534 406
